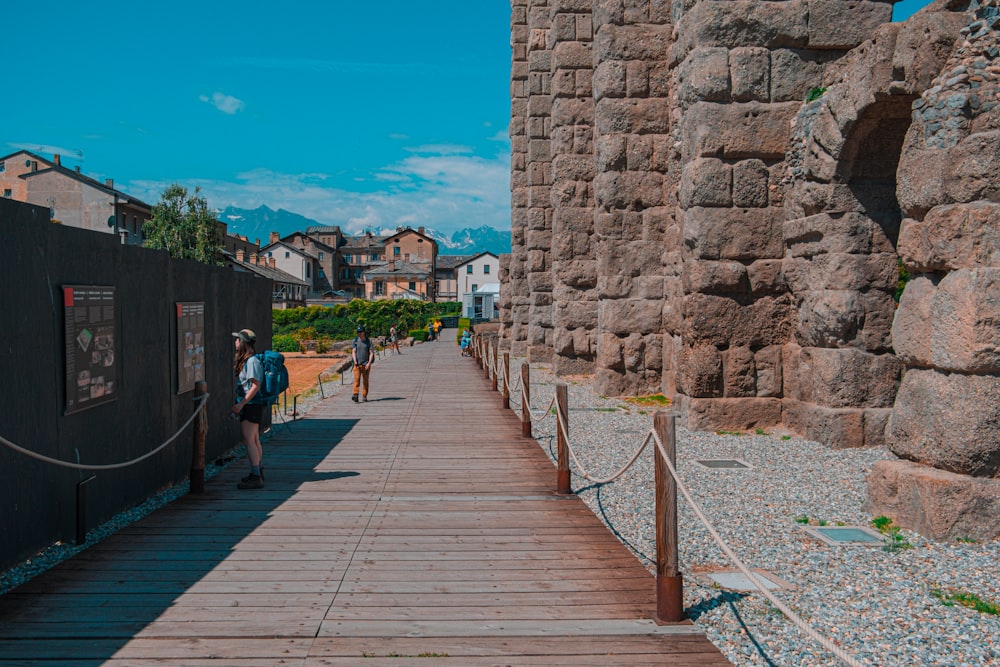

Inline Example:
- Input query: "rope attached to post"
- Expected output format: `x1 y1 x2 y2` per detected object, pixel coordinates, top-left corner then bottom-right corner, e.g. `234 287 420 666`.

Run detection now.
0 393 211 471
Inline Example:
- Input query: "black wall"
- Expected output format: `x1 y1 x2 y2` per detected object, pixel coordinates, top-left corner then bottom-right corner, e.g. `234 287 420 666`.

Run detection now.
0 199 273 570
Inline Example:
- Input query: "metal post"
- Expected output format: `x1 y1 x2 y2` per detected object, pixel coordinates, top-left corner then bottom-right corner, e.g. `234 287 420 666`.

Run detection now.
76 475 97 545
521 362 532 438
654 411 684 623
502 352 510 409
556 383 570 494
190 380 208 494
292 395 298 418
318 373 325 399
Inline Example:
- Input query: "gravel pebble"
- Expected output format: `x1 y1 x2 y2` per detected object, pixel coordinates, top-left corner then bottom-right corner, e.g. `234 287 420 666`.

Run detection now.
510 360 1000 667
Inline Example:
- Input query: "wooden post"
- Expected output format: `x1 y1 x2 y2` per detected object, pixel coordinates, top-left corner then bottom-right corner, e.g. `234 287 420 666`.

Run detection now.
502 352 510 410
520 362 532 438
190 380 208 494
483 339 491 380
491 343 499 391
555 383 570 494
654 411 684 623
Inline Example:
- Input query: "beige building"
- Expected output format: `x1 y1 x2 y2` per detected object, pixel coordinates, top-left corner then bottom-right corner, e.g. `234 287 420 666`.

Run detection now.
0 150 150 244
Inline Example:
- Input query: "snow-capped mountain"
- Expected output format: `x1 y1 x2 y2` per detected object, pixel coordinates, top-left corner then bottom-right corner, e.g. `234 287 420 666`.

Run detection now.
219 205 511 256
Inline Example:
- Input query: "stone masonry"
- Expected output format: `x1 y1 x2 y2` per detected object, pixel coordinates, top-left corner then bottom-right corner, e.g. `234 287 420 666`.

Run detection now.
504 0 1000 541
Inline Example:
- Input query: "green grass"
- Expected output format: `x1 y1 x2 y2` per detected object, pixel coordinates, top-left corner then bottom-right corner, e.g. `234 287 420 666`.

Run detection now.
872 515 914 552
931 588 1000 616
715 430 744 436
624 393 671 407
781 435 792 441
794 514 810 525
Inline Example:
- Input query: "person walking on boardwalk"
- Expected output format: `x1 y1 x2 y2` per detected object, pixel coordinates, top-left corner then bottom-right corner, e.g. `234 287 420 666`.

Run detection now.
232 328 265 489
389 324 401 355
352 325 375 402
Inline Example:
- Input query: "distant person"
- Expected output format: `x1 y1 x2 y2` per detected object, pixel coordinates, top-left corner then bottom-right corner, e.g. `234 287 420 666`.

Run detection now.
426 321 435 342
460 329 471 357
434 320 442 339
232 328 265 489
389 324 401 355
352 325 375 402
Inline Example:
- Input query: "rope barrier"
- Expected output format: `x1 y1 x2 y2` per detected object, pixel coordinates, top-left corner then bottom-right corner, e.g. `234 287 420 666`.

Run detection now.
0 393 211 471
648 430 867 667
556 400 651 485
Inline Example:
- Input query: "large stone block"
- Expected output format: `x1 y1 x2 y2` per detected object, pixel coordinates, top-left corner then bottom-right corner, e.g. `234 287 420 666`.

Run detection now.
553 41 592 70
732 159 769 208
677 1 807 50
730 47 770 103
888 368 1000 477
795 289 865 349
552 97 595 127
677 47 730 105
898 131 1000 216
593 60 626 100
682 293 794 348
770 49 840 103
866 459 1000 542
681 260 749 294
682 102 800 160
680 158 733 208
893 269 1000 373
593 23 671 61
783 400 865 449
783 344 902 408
783 252 898 293
596 98 672 135
676 344 723 398
746 259 787 295
785 212 896 258
683 206 784 261
807 0 892 49
683 397 783 433
555 258 598 289
555 297 598 330
723 345 757 398
600 297 664 336
754 345 783 397
898 203 1000 273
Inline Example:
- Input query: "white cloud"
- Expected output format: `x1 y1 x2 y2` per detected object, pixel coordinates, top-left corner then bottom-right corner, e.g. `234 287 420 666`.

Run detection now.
124 148 511 236
199 92 245 115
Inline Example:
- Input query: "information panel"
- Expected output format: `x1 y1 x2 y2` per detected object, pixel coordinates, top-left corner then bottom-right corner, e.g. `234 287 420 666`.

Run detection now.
63 285 117 414
176 302 206 394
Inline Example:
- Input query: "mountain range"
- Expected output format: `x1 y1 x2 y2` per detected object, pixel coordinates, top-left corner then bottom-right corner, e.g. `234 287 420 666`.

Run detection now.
218 205 512 256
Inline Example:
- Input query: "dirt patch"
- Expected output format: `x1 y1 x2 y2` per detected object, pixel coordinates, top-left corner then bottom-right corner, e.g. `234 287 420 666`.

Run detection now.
282 353 348 397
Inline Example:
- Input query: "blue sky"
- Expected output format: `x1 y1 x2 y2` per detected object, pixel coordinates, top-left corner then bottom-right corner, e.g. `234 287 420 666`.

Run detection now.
6 1 932 236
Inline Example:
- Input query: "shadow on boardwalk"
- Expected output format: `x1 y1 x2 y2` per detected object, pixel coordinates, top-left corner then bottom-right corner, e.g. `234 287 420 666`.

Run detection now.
0 334 730 666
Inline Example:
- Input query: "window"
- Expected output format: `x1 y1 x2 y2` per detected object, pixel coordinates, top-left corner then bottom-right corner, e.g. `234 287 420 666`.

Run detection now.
344 254 352 264
484 265 490 274
319 251 325 260
467 265 473 274
0 161 5 173
472 284 478 292
285 251 290 258
409 281 416 291
2 189 10 198
394 246 400 256
370 253 379 261
306 264 311 278
341 268 351 280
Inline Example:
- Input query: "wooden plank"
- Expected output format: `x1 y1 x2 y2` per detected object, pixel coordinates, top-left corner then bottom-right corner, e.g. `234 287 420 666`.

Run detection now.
0 341 729 666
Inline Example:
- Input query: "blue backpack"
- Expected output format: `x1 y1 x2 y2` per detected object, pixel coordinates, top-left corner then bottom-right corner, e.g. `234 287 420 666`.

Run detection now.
251 350 289 405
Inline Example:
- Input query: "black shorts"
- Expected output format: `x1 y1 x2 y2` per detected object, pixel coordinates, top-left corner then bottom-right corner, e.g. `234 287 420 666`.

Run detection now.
240 403 264 424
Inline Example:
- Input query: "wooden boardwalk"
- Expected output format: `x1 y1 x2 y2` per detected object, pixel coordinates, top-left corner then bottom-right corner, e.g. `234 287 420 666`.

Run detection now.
0 336 730 666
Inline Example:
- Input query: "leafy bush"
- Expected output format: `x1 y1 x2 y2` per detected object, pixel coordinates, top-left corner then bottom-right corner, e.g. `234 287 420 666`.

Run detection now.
272 334 300 353
410 329 429 342
274 300 461 342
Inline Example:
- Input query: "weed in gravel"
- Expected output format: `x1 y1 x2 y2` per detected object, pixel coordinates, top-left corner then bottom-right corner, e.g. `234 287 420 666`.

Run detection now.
931 588 1000 615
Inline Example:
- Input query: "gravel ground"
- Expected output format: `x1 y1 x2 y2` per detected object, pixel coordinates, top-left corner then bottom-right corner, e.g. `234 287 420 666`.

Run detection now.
508 359 999 667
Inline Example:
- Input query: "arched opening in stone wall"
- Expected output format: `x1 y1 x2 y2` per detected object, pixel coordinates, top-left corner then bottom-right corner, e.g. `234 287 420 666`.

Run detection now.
837 96 916 250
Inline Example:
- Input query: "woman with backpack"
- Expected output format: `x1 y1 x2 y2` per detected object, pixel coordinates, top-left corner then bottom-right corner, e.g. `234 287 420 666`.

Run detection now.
232 328 265 489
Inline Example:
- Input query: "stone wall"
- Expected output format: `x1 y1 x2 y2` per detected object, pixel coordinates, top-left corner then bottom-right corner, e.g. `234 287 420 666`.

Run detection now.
867 0 1000 541
503 0 999 540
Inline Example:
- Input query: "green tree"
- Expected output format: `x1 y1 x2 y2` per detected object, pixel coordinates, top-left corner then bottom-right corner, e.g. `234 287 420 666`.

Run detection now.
143 184 224 265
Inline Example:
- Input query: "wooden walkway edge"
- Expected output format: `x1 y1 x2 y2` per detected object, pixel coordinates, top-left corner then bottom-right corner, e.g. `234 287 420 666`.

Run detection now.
0 335 731 666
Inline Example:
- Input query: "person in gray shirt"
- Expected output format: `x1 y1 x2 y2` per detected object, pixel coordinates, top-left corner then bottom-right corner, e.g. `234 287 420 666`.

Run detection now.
352 325 375 402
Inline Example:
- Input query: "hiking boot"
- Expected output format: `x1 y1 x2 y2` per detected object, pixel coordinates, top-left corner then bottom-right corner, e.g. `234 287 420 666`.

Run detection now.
237 474 263 490
240 466 264 483
351 394 359 402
